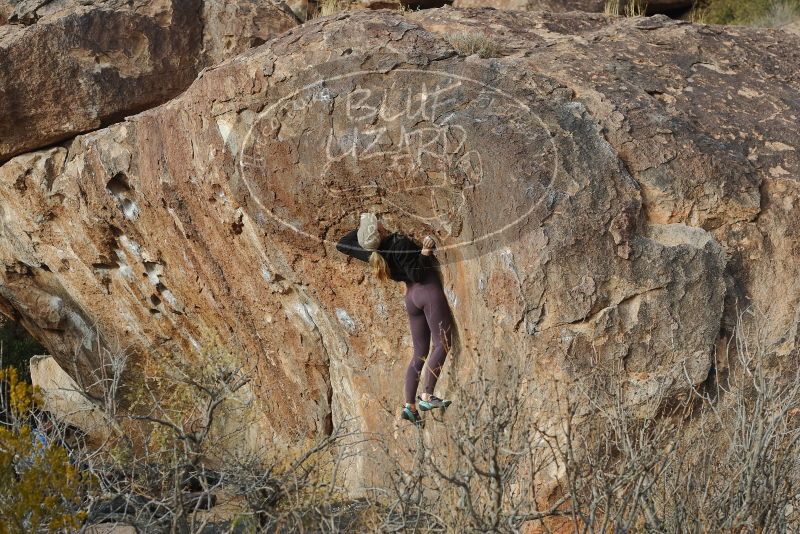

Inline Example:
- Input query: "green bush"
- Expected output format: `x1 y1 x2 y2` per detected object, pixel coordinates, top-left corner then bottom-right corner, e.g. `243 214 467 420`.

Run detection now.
698 0 800 25
0 367 86 533
0 318 45 380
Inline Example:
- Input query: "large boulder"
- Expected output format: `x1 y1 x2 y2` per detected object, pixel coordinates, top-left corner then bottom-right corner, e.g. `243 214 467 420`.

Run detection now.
0 8 798 489
201 0 299 65
29 355 117 444
0 0 296 163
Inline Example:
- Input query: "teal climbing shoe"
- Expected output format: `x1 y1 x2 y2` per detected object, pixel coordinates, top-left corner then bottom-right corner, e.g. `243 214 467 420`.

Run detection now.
401 405 424 427
417 395 452 411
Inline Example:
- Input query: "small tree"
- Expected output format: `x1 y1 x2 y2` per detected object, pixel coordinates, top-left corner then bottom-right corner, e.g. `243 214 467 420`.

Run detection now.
0 316 45 380
64 335 362 532
0 367 85 533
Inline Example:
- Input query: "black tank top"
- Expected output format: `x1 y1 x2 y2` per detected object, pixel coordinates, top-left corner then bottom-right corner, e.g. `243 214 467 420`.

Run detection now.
335 230 437 283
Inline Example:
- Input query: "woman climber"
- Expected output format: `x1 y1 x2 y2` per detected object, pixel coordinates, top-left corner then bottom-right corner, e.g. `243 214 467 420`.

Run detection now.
336 213 454 427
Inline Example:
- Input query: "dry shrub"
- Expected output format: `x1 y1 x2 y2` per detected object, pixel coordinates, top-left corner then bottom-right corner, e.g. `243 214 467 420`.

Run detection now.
16 336 362 532
694 0 800 25
448 32 501 59
604 0 647 16
754 0 800 28
374 305 800 532
315 0 354 18
7 305 799 532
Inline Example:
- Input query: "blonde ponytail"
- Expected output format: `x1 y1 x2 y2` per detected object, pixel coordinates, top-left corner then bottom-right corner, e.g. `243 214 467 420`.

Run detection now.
369 251 390 282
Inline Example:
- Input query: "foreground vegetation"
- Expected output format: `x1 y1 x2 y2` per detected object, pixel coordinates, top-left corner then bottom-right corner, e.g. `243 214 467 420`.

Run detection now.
0 368 85 533
0 317 44 380
603 0 800 26
377 308 800 532
1 308 798 532
694 0 800 26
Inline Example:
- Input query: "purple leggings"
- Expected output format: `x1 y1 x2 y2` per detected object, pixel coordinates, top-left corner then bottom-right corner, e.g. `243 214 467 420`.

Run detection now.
404 273 454 404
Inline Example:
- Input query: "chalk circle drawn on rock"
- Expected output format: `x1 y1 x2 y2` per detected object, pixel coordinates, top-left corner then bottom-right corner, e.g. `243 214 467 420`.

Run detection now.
238 68 560 258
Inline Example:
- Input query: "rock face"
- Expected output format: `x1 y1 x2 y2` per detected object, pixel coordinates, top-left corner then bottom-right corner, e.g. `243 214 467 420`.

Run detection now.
201 0 299 65
450 0 693 14
0 0 296 163
29 355 116 443
0 7 798 490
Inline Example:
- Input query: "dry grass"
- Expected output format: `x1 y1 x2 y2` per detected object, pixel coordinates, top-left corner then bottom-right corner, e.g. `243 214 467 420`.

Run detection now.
755 0 800 28
448 32 501 59
315 0 353 18
300 0 414 20
604 0 620 15
692 0 800 26
688 4 709 23
604 0 648 16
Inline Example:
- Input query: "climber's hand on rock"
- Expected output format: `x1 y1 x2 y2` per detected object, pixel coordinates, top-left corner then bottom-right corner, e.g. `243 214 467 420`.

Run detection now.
422 235 436 256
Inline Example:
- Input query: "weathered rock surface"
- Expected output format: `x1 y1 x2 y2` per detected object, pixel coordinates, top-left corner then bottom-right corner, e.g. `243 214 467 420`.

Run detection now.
201 0 299 66
29 355 117 443
0 0 296 162
1 8 798 490
450 0 693 14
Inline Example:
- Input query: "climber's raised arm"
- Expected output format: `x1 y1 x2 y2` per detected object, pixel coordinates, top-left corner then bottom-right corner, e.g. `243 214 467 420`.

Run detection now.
392 234 437 284
336 228 371 262
421 235 436 257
